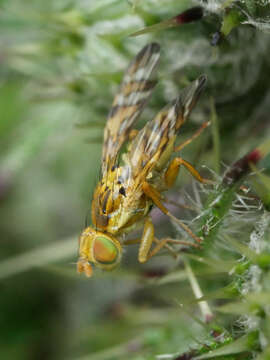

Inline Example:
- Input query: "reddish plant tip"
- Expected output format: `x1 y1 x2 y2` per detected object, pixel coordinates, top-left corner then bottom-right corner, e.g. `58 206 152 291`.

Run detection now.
247 149 262 164
174 6 204 25
223 148 262 186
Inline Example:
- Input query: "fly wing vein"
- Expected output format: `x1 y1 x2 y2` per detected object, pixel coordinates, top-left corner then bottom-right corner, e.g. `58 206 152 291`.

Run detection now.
101 43 161 174
127 75 207 182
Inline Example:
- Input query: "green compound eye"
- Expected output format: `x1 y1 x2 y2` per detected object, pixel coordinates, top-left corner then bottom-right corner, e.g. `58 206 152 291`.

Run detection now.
93 236 118 265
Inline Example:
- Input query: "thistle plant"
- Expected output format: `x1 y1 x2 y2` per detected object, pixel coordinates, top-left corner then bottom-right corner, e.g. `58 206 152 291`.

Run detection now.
166 143 270 359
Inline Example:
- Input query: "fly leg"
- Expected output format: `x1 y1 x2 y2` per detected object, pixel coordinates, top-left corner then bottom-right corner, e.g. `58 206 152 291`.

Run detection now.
164 157 211 188
144 237 200 262
138 216 155 263
166 120 213 187
142 181 202 244
123 217 199 263
137 217 199 263
174 120 210 153
123 218 177 261
138 217 199 263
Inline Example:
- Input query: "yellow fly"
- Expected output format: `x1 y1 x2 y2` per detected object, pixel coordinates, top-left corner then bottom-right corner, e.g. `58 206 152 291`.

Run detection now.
77 43 210 277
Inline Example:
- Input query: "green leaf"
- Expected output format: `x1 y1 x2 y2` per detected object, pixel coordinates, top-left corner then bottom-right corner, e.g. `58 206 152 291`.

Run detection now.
195 332 258 359
221 9 244 36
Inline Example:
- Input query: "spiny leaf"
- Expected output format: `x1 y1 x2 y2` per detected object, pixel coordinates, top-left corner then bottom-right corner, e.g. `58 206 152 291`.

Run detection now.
216 301 258 316
194 332 258 359
130 6 203 37
186 253 235 273
198 144 267 250
221 8 244 37
224 235 258 262
149 269 187 285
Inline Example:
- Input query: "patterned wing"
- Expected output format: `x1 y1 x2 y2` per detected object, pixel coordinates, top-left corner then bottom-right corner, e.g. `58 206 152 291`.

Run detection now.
128 75 207 181
101 43 160 174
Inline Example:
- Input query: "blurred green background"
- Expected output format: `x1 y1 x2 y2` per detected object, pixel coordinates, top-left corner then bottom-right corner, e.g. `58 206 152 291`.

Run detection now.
1 1 270 359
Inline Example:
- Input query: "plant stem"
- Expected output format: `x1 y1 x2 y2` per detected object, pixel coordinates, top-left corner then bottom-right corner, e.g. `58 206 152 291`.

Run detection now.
183 257 214 323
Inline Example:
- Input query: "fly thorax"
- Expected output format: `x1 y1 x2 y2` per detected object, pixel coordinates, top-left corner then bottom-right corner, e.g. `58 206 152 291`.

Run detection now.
91 174 130 233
